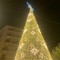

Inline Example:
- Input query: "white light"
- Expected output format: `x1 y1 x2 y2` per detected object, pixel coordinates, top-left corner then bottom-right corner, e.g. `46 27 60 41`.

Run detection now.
29 13 33 16
27 19 32 22
38 29 41 33
24 28 27 33
30 47 39 55
43 43 48 50
19 43 25 50
31 31 36 35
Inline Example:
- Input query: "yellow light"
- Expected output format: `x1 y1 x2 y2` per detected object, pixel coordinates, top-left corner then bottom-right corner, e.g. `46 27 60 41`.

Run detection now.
14 4 53 60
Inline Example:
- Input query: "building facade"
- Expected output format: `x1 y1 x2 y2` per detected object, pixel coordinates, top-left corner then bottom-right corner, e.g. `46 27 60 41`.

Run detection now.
0 25 22 60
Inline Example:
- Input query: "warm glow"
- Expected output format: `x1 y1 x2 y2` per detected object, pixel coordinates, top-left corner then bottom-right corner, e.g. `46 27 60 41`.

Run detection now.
14 4 53 60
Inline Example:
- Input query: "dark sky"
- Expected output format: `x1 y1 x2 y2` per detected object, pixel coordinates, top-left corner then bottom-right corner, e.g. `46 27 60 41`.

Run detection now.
0 0 60 51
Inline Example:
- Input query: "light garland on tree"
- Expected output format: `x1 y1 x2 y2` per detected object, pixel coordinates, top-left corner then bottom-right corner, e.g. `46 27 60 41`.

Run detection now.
14 2 53 60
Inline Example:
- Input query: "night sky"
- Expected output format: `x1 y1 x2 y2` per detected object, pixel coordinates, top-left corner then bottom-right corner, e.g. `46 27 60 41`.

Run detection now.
0 0 60 51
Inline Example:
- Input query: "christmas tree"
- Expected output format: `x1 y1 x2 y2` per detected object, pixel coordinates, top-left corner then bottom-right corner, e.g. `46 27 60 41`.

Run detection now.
14 3 53 60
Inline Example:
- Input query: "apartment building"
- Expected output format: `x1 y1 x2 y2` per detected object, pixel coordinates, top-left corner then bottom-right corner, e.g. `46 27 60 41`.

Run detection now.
0 25 22 60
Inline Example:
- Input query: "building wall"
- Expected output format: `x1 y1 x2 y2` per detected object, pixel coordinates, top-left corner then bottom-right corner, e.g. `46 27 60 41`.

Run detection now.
0 25 22 60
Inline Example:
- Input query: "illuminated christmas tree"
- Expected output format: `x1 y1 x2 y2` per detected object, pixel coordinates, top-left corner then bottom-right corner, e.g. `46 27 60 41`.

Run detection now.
14 3 53 60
